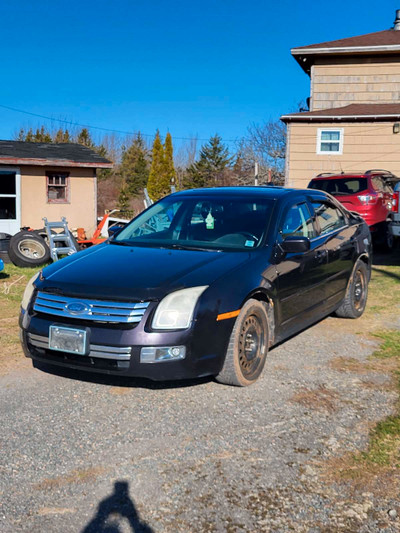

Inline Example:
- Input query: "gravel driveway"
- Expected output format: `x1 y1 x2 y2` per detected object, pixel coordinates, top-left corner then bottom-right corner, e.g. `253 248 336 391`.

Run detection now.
1 317 399 532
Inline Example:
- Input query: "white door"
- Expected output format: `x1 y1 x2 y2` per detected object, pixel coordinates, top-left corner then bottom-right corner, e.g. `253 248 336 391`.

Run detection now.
0 169 21 235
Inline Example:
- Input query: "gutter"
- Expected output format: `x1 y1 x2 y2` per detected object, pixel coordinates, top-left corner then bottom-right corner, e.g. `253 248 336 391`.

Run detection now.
281 113 400 123
0 157 113 168
291 44 400 55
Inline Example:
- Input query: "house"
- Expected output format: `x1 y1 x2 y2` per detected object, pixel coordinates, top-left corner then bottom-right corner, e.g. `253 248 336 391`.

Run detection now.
0 141 112 236
281 9 400 188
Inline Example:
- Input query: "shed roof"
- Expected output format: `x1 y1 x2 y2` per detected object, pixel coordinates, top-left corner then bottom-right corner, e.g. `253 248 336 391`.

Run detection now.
281 103 400 123
0 141 113 168
292 29 400 74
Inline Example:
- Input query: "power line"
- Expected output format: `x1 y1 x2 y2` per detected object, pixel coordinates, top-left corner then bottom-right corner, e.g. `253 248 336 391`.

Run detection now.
0 103 239 144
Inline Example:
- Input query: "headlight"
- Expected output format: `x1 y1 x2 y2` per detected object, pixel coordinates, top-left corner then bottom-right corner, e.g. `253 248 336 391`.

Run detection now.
21 272 40 311
152 286 208 330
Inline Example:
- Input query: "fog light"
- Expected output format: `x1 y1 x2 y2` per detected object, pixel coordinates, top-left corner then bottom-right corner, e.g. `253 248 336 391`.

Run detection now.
140 346 186 363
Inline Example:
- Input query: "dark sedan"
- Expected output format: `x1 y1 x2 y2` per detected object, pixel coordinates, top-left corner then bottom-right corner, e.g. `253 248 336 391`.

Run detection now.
20 187 371 386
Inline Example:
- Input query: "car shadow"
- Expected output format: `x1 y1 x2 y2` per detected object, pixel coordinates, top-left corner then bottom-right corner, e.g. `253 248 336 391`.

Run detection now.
81 480 153 533
372 250 400 267
33 361 213 390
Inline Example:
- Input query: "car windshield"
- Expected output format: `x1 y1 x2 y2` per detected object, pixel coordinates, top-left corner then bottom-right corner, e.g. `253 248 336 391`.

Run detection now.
309 178 368 196
113 195 274 251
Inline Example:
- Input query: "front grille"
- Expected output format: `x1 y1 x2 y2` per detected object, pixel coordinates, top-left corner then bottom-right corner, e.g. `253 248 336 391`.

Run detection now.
33 291 149 324
27 333 132 361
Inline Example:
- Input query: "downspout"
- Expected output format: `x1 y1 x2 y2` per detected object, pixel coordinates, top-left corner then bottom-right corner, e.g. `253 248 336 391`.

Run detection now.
94 169 98 229
284 122 291 187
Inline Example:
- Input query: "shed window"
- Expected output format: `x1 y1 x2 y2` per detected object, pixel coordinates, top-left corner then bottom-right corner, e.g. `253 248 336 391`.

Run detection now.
47 172 69 203
317 129 343 155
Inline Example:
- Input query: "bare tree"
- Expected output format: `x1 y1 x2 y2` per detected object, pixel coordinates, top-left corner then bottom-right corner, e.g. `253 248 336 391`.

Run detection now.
237 119 286 185
175 137 198 189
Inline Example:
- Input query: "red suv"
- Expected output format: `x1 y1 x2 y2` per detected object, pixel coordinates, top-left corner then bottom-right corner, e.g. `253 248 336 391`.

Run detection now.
308 170 396 243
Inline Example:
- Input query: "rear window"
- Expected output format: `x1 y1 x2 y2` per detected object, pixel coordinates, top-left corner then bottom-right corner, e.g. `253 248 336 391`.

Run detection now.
308 178 368 196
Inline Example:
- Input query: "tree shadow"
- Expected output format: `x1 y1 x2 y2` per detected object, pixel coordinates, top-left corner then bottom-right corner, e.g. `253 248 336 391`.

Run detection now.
33 361 213 390
371 266 400 282
81 480 154 533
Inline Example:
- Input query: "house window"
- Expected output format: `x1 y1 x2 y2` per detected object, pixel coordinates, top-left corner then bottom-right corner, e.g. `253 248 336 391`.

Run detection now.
317 129 343 155
47 172 70 203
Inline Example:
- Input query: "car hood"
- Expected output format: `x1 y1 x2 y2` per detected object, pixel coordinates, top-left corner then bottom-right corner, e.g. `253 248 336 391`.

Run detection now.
38 242 252 301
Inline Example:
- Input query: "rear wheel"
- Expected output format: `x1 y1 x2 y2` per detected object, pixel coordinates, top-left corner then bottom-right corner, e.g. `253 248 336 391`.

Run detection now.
8 231 50 268
216 299 269 386
335 260 368 319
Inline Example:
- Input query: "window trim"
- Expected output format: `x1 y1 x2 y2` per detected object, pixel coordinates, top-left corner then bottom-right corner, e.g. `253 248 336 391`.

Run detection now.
46 171 70 204
316 128 344 155
279 201 317 241
310 200 348 237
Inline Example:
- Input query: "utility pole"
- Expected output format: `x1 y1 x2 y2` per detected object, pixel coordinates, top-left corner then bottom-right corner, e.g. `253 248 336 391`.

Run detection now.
254 162 259 186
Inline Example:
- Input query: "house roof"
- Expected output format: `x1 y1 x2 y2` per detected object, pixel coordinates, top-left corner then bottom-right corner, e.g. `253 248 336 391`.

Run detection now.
0 141 113 168
292 29 400 74
281 103 400 123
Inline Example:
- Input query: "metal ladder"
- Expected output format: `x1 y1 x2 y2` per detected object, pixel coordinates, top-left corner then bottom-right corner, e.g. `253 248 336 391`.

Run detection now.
43 217 78 261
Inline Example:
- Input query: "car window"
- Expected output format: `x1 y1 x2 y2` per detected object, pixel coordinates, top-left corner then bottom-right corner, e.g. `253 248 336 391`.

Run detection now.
309 178 368 195
114 196 274 251
312 202 346 235
281 203 316 240
371 177 384 191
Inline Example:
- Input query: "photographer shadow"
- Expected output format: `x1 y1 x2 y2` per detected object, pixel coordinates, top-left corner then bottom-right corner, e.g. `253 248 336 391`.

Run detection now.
82 480 153 533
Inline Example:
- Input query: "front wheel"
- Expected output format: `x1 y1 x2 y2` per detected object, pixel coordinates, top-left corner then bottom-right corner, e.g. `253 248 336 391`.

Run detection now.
335 260 369 319
216 299 269 387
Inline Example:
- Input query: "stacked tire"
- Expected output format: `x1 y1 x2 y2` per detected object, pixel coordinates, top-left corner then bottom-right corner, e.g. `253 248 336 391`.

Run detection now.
8 231 51 268
0 233 11 264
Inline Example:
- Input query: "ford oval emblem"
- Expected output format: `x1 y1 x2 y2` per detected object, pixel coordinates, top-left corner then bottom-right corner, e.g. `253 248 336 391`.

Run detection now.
65 302 90 315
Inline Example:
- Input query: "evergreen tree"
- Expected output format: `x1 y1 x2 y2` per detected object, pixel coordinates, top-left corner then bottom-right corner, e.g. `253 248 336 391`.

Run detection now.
54 128 71 143
147 131 168 201
120 133 150 195
163 132 176 188
25 129 34 142
77 128 94 147
117 182 133 218
16 128 25 141
96 144 113 181
185 134 232 188
33 126 52 142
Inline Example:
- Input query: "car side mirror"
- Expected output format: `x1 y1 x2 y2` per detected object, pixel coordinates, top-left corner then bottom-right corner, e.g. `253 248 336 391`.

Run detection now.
280 236 310 253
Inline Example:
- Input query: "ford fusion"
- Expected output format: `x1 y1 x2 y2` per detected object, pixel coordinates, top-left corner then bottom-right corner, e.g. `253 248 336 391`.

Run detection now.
20 187 371 386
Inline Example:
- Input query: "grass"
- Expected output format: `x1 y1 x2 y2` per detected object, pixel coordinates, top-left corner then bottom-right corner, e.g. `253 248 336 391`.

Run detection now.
355 330 400 467
0 262 44 373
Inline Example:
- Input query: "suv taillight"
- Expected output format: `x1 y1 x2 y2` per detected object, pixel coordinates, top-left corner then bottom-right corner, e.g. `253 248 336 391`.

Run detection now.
392 191 399 211
357 193 378 205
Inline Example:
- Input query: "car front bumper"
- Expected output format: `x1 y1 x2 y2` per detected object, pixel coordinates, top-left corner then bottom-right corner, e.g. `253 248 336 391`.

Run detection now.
20 306 233 381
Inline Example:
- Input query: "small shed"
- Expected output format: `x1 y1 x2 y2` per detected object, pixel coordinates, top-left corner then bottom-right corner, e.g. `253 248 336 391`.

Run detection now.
0 141 112 236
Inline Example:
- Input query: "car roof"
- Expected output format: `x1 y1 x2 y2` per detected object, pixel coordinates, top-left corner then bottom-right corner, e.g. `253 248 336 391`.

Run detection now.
171 186 312 201
310 174 368 180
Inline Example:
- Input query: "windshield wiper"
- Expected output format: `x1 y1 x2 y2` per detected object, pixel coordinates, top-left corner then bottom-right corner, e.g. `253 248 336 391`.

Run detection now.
169 243 222 252
109 240 132 246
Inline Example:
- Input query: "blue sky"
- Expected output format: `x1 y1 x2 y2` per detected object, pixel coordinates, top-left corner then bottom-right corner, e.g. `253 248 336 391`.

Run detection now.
0 0 398 148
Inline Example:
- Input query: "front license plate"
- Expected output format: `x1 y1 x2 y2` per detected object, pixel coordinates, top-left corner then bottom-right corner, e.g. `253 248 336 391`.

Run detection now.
49 326 88 355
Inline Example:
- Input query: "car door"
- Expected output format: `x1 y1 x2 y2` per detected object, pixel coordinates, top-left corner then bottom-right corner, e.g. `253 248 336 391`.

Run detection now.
274 200 328 333
309 198 356 309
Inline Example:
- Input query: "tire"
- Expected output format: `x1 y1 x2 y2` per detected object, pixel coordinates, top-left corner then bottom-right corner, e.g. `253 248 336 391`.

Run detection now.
8 231 51 268
373 222 394 253
216 299 269 387
335 260 368 319
382 222 394 253
0 250 11 264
